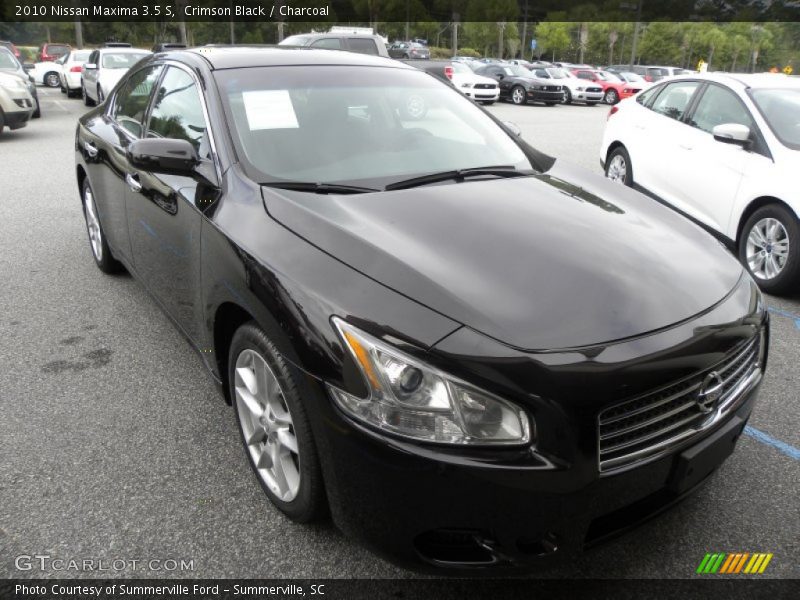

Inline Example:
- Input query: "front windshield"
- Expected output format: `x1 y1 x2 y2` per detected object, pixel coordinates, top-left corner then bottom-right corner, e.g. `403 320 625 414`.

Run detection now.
545 68 568 79
621 72 644 82
0 50 19 70
451 62 471 74
73 50 92 62
507 65 531 77
102 53 149 69
215 66 532 186
750 88 800 150
593 71 612 81
280 35 312 46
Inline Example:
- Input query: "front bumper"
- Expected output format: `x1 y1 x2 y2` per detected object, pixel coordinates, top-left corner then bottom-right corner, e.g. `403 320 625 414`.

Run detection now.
573 90 604 102
527 89 564 103
465 89 500 102
316 375 760 571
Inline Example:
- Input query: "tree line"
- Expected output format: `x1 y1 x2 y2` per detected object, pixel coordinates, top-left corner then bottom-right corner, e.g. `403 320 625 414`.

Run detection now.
1 11 797 72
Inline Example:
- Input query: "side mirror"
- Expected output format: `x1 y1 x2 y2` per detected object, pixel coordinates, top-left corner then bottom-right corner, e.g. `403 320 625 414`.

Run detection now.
502 121 522 137
712 123 751 147
84 63 97 70
496 74 504 80
127 138 199 174
22 63 34 71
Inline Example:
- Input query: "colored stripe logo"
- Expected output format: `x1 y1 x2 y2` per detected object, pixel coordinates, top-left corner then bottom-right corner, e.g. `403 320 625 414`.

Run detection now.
696 552 773 574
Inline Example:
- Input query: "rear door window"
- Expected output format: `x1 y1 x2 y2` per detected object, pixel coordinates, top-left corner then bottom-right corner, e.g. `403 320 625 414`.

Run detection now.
348 38 378 55
650 81 700 121
310 38 342 50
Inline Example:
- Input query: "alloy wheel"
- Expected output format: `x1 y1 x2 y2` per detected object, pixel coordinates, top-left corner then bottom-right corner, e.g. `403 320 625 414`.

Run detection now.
607 154 627 184
83 186 103 261
45 72 60 87
746 217 790 280
605 89 618 104
512 87 525 104
234 348 301 502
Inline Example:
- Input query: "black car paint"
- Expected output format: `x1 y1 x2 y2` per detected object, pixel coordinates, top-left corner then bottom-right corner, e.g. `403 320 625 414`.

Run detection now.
474 64 564 104
75 48 767 571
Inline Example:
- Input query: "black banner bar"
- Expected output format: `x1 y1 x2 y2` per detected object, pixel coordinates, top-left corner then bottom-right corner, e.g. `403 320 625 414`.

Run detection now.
1 579 799 600
1 0 800 23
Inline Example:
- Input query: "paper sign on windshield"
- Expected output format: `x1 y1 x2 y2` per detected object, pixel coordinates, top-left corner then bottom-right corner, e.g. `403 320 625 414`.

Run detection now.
242 90 299 130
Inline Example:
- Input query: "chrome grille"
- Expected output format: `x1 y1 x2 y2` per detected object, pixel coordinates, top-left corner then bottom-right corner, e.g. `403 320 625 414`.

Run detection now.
587 86 602 92
474 83 496 90
598 336 761 472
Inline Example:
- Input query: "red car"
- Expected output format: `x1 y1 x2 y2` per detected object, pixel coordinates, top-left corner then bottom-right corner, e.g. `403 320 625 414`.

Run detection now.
38 42 71 62
570 68 641 104
0 41 21 59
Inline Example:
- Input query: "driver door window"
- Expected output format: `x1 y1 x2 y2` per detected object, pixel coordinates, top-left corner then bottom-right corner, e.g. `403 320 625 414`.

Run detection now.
688 84 754 134
146 66 211 160
111 65 163 138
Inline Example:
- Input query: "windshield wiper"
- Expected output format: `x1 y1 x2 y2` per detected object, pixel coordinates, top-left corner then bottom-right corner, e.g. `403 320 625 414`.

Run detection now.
384 166 534 191
263 181 380 194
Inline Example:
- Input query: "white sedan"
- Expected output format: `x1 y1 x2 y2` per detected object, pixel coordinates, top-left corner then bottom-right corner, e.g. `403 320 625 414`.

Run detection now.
81 47 151 106
531 67 604 105
58 49 92 97
451 62 499 105
29 60 63 88
601 73 800 293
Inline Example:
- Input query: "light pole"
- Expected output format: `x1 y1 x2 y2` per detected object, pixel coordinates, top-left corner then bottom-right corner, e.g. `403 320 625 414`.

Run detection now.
620 0 643 69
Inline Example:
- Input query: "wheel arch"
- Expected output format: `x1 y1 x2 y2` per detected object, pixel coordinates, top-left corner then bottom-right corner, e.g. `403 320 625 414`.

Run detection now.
605 141 626 163
76 164 87 200
212 301 256 405
735 196 798 246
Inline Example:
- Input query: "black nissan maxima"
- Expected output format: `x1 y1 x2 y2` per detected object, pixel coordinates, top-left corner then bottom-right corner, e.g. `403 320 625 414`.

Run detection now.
75 47 768 571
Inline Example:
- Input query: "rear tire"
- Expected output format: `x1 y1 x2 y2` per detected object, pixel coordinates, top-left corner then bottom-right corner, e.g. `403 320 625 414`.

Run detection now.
605 146 633 187
739 204 799 295
81 179 122 274
229 322 327 523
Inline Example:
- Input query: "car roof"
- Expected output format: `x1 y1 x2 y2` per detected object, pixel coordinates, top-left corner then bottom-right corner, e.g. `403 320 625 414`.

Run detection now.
95 47 151 54
180 45 404 70
668 72 800 90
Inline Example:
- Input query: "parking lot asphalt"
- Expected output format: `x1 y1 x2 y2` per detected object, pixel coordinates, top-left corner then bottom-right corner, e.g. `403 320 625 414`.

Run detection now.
0 87 797 580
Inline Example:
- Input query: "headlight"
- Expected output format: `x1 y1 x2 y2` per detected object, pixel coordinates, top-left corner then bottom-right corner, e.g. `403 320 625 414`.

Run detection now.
461 83 473 88
328 318 532 445
575 86 585 91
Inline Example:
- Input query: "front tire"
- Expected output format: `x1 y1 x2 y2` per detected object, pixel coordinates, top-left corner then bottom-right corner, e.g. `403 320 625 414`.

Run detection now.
604 88 619 104
44 71 60 88
97 86 104 104
81 179 122 274
605 146 633 187
229 323 326 523
511 85 526 105
739 204 799 295
563 89 572 104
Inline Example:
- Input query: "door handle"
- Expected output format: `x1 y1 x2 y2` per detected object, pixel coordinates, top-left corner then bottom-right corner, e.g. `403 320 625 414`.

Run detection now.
125 173 142 193
84 141 98 158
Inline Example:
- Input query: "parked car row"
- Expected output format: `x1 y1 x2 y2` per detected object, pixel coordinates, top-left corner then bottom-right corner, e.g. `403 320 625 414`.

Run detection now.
0 46 40 133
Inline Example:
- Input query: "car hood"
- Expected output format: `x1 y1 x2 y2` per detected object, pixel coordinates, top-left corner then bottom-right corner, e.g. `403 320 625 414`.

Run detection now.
262 163 744 350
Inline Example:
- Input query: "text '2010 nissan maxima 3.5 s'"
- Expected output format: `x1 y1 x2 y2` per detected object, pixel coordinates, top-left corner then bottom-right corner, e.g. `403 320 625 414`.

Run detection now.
75 47 768 571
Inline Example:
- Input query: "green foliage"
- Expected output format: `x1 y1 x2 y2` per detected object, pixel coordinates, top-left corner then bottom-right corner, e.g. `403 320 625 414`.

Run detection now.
456 47 481 58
